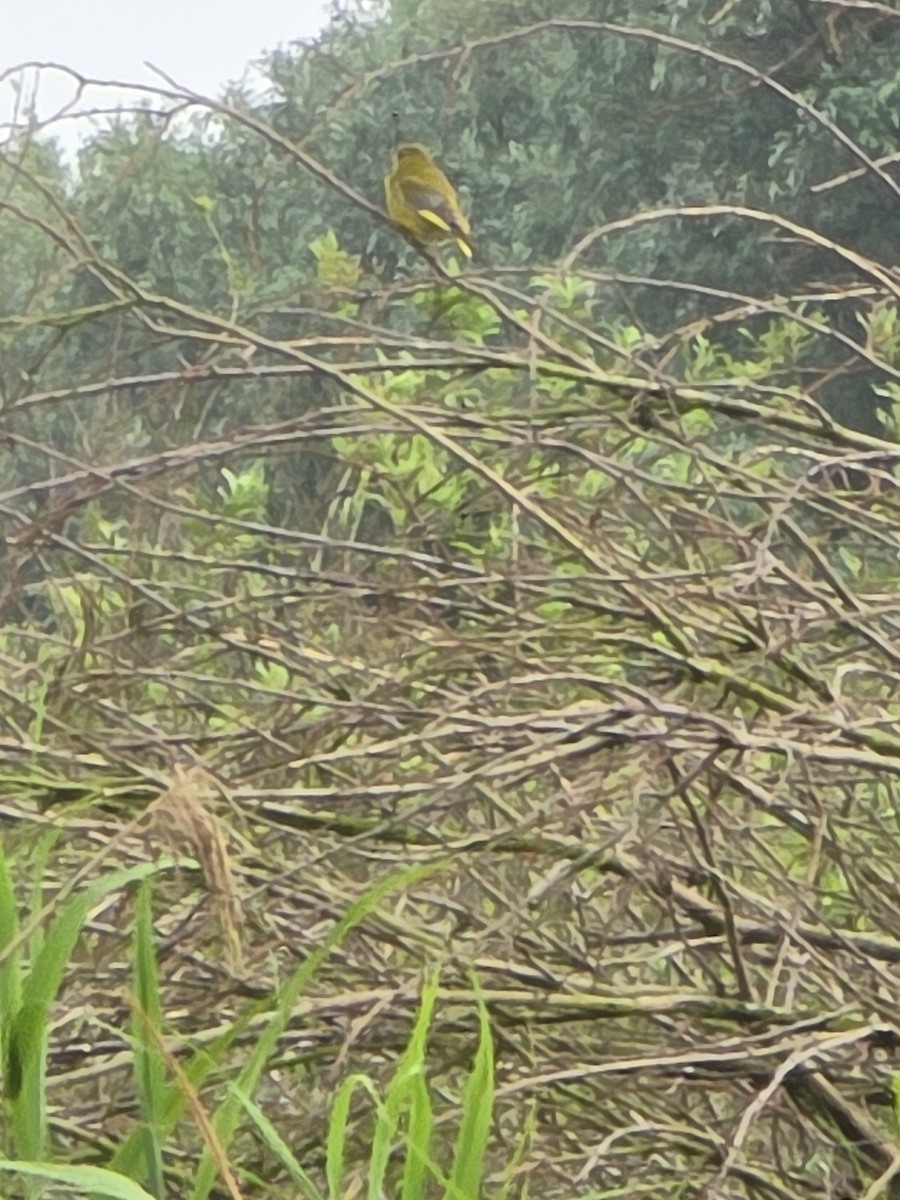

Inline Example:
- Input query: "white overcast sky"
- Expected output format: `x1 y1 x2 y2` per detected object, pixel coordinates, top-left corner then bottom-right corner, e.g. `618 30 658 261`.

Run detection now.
1 0 331 155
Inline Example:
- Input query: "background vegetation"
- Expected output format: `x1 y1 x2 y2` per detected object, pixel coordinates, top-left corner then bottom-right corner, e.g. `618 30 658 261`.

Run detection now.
3 1 900 1197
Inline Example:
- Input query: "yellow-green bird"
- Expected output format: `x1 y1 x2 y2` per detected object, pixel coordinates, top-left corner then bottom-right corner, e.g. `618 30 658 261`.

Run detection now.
384 143 472 259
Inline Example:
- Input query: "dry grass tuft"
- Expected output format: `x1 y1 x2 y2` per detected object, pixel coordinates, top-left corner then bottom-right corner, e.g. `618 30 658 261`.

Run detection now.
148 765 245 975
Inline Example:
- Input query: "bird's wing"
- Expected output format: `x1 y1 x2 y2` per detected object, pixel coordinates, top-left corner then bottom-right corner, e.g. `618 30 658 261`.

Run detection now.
399 180 462 235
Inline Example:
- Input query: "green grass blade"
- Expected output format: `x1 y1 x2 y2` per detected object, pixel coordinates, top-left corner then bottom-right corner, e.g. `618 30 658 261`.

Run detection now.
6 1000 49 1161
326 1074 377 1200
132 881 166 1198
401 1068 436 1200
21 862 160 1015
446 987 494 1200
0 834 23 1089
0 1160 158 1199
229 1082 326 1200
7 862 161 1162
376 973 438 1200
